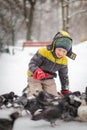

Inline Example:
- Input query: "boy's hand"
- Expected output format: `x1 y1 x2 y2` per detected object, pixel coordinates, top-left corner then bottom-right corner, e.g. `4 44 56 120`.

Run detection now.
33 68 45 80
33 68 51 80
61 90 71 95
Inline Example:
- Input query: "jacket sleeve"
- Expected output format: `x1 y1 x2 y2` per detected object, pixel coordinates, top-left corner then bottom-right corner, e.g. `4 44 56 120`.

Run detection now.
58 65 69 90
29 51 44 73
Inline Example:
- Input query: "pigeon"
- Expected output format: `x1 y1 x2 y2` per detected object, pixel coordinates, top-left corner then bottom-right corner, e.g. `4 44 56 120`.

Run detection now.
24 98 42 116
32 102 64 127
13 93 28 108
77 99 87 121
0 91 18 108
0 111 21 130
24 91 59 116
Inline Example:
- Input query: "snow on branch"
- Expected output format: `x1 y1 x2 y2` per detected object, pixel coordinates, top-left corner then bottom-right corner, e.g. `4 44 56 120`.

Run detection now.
68 9 87 18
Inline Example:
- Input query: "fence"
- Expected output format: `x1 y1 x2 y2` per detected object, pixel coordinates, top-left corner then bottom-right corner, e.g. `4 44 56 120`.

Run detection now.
23 41 52 47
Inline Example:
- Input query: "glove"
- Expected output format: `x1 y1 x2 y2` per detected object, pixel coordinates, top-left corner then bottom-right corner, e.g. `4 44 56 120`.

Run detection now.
33 68 45 80
33 68 51 80
45 73 52 78
61 90 71 95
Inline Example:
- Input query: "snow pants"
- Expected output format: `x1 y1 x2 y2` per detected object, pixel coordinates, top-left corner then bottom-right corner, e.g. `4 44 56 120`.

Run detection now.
27 77 58 97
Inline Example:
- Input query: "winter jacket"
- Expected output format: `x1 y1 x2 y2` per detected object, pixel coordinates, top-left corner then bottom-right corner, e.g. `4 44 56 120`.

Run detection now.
28 47 69 90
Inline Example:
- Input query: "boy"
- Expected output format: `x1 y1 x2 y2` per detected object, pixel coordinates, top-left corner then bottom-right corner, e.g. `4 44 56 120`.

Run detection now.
27 31 76 98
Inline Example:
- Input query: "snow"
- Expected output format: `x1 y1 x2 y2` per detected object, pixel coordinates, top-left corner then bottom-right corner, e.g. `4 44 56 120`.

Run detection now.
0 41 87 130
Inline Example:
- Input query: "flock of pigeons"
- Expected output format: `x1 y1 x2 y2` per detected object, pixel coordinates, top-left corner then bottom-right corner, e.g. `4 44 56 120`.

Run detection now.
0 87 87 130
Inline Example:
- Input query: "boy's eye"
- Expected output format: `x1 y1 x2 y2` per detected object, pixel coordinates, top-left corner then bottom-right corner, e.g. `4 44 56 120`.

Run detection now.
58 49 62 51
63 50 66 53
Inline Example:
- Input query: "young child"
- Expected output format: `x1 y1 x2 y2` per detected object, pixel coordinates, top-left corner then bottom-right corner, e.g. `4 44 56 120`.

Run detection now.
27 30 76 98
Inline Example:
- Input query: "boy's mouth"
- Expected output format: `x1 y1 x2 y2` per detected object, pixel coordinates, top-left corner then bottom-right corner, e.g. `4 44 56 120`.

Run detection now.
57 53 62 58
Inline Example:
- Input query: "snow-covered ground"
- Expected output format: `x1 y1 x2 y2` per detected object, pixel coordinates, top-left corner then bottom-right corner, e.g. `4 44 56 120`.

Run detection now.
0 41 87 130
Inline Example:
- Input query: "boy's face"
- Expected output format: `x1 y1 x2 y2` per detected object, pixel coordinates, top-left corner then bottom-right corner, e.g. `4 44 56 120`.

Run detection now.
55 48 67 58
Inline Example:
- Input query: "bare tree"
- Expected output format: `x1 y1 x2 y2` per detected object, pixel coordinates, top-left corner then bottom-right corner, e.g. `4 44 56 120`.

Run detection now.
61 0 87 33
23 0 36 40
0 0 24 48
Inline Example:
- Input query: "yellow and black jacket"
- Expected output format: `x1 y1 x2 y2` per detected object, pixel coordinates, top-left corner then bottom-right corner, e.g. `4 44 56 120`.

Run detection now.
28 47 69 90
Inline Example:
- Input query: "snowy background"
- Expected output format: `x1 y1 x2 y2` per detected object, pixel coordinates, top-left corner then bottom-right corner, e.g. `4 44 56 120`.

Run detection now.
0 41 87 130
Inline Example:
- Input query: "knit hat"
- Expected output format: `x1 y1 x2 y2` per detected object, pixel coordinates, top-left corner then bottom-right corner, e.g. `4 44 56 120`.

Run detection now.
47 30 76 60
54 37 72 52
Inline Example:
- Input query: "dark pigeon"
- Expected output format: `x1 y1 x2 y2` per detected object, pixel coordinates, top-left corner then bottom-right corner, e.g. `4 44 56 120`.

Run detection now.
0 111 21 130
32 102 64 127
